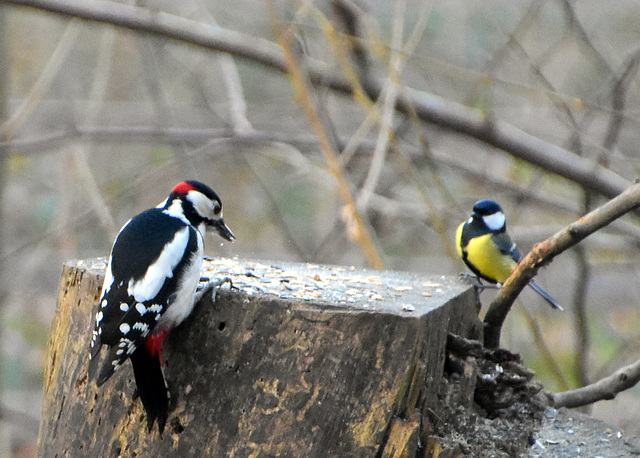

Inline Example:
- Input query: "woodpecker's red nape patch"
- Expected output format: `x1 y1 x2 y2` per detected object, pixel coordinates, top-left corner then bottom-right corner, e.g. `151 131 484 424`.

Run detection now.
145 329 170 363
171 181 197 195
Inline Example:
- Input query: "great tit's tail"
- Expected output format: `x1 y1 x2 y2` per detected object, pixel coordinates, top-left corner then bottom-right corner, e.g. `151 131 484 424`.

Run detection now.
528 280 563 311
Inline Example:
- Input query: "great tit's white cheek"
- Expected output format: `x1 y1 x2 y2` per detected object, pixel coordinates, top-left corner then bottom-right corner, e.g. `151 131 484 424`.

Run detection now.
483 212 505 231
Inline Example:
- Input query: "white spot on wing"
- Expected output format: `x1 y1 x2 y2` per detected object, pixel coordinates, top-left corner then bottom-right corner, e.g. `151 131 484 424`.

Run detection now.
96 311 103 324
133 322 149 334
119 323 131 334
483 212 506 231
135 303 147 315
127 226 191 302
120 303 129 312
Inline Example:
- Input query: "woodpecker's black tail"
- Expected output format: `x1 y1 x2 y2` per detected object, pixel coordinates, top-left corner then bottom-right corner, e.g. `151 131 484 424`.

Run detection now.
129 346 170 434
528 280 563 311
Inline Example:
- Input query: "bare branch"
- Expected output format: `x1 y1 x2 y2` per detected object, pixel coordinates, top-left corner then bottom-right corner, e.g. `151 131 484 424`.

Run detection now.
197 4 253 134
6 123 640 243
551 357 640 408
484 181 640 348
271 7 384 269
356 0 405 212
0 19 80 139
572 244 591 388
0 0 633 199
519 306 570 392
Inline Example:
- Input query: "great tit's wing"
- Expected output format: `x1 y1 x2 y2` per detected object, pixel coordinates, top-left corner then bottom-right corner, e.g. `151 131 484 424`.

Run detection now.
491 231 520 262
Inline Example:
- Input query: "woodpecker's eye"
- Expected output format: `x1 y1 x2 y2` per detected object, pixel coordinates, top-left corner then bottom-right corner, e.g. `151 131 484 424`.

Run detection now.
213 202 221 215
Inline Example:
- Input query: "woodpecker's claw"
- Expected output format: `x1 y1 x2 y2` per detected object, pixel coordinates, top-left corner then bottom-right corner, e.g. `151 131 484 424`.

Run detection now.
194 276 235 304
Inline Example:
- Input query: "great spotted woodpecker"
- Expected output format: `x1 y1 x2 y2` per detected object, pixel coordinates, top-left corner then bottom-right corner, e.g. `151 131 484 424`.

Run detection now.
88 180 235 433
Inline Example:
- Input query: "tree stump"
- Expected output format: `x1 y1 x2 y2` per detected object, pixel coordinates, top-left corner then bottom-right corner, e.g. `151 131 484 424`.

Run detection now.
37 257 481 457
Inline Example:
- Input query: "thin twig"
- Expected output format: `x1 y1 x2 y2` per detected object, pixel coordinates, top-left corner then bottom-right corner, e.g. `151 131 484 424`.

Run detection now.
484 181 640 348
356 0 405 212
551 356 640 408
6 124 640 245
245 157 310 261
573 243 591 389
74 26 118 233
519 306 570 392
269 3 384 268
197 2 253 134
0 18 80 139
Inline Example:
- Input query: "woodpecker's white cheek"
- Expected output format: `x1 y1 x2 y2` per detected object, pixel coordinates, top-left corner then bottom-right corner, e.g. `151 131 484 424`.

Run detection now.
128 226 191 302
483 212 505 231
187 190 215 220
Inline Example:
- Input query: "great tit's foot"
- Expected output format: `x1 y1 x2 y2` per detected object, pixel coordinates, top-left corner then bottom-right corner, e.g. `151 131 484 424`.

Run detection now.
458 273 499 292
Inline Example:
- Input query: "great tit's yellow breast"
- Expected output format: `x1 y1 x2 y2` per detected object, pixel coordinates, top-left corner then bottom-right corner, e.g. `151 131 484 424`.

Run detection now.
465 233 517 283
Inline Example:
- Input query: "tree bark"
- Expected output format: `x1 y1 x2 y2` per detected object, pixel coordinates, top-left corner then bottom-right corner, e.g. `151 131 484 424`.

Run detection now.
38 257 482 457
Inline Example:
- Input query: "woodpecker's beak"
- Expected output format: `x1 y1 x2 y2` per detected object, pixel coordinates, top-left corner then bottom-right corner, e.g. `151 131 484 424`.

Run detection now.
209 218 236 242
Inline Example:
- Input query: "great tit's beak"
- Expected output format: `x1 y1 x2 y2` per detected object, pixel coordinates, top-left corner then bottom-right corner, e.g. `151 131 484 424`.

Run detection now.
209 218 236 242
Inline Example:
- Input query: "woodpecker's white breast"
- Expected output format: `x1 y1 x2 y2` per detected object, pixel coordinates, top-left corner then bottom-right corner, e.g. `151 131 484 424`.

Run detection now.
156 228 204 330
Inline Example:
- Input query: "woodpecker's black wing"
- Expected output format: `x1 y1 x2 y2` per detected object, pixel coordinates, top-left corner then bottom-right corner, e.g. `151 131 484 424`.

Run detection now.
89 208 199 384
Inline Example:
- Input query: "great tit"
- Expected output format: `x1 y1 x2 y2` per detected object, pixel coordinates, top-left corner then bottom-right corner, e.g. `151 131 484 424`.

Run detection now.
456 199 562 310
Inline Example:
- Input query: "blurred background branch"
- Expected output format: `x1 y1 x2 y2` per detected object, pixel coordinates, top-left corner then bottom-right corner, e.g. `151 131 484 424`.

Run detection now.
2 0 634 198
1 0 640 453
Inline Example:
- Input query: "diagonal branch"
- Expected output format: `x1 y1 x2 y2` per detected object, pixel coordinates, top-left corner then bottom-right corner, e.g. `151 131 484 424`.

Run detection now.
484 181 640 349
551 357 640 408
0 0 633 199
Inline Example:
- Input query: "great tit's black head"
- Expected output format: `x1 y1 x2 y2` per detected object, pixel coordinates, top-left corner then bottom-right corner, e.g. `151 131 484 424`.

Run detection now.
471 199 506 232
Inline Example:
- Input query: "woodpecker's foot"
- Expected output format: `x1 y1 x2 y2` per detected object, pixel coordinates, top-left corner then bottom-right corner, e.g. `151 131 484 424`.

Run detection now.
194 276 235 304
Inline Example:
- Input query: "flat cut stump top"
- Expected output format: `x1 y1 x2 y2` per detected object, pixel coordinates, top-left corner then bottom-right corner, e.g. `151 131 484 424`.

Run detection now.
201 256 467 315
